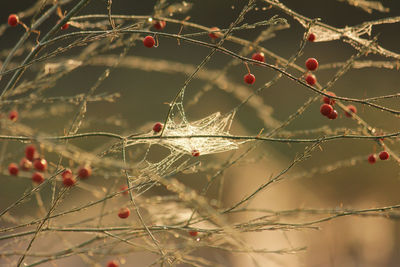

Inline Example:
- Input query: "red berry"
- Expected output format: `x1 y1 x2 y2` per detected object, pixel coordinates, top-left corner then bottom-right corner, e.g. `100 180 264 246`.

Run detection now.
153 122 163 133
25 145 36 161
244 73 255 84
34 158 47 172
77 165 92 179
62 169 73 179
327 109 338 120
323 91 336 105
61 168 76 186
63 176 76 187
251 52 265 63
379 151 389 160
8 163 19 176
305 74 316 85
61 23 69 30
120 185 129 195
191 150 200 157
320 104 333 117
8 14 19 27
367 154 376 164
188 231 198 237
153 20 166 30
107 260 119 267
305 58 318 71
118 207 130 219
208 27 221 39
307 33 316 42
32 172 44 184
344 105 357 117
143 36 155 48
19 158 32 171
8 110 18 121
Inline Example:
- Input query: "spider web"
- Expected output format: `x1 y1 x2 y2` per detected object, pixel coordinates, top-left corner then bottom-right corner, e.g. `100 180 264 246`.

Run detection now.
295 17 400 59
295 17 372 42
126 93 245 179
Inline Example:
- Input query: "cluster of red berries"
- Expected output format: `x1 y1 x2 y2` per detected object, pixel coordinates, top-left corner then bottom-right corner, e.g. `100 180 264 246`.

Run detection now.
304 38 358 119
242 52 265 85
8 145 47 184
304 57 318 86
319 92 357 120
7 144 92 186
142 20 167 48
319 92 338 120
117 184 131 218
61 169 75 186
368 151 389 164
61 164 92 187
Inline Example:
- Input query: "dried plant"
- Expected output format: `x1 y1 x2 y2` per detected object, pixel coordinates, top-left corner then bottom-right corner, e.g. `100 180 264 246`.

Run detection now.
0 0 399 266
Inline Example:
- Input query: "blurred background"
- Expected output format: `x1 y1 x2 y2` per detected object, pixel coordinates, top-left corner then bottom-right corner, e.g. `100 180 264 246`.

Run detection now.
0 0 399 266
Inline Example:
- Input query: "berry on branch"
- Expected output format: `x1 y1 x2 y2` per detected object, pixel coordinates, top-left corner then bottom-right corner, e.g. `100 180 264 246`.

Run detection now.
379 151 389 160
143 36 155 48
8 14 19 27
208 27 221 39
153 122 163 133
244 73 255 84
320 104 333 117
34 158 48 172
32 172 45 184
252 52 265 63
305 57 318 71
344 105 357 117
153 20 166 30
19 158 32 171
367 154 376 164
8 110 18 122
78 165 92 179
305 74 316 85
118 207 130 219
323 92 336 105
307 33 316 42
25 145 37 161
8 163 19 176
